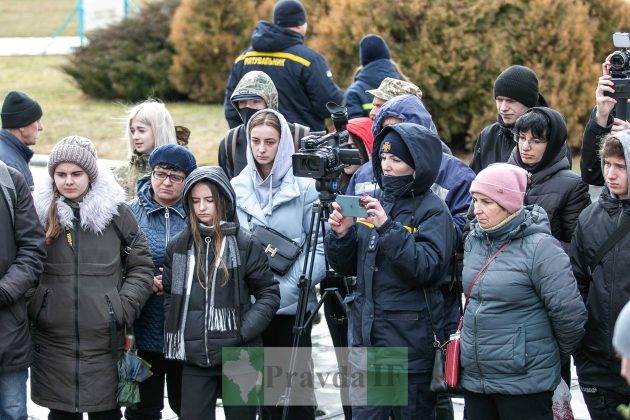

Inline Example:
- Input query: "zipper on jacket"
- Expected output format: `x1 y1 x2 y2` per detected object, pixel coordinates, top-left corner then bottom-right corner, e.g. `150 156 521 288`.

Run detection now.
73 222 81 412
473 240 492 392
33 289 50 328
164 207 171 245
204 236 211 366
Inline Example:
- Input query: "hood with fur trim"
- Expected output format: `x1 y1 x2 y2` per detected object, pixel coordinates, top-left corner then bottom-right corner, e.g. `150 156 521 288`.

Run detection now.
34 165 126 235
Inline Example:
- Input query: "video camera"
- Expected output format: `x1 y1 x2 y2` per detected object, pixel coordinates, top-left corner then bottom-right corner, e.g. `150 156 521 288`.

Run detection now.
605 32 630 120
292 102 363 200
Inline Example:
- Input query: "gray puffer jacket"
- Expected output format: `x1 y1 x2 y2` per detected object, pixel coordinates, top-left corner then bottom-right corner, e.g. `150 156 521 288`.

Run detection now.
461 205 586 395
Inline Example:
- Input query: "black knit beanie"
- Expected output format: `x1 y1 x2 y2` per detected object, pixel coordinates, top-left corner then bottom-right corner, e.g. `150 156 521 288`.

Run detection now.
359 34 391 66
1 91 43 129
493 65 541 109
273 0 307 28
380 130 414 169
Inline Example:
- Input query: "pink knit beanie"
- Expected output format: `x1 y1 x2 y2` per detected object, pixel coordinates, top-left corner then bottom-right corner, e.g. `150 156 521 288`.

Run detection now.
470 163 528 213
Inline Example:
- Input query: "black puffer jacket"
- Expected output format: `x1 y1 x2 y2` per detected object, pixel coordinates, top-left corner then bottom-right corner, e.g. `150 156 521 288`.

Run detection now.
570 186 630 393
470 114 571 174
163 167 280 368
508 107 591 246
0 164 46 372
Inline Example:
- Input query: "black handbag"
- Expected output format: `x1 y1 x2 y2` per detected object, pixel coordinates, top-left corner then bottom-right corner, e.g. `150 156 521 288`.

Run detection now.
248 216 302 275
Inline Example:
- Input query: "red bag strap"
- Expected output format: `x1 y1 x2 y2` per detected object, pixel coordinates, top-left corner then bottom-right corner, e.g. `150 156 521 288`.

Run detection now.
458 242 510 329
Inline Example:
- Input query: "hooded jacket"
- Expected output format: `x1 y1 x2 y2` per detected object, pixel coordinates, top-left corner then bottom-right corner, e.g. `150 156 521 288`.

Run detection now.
231 109 326 315
325 123 455 373
223 21 344 132
128 175 188 353
0 129 34 188
162 166 279 368
469 103 571 174
30 166 154 413
218 71 313 179
348 96 474 241
570 132 630 393
0 164 45 373
508 107 591 246
344 59 401 119
462 206 586 395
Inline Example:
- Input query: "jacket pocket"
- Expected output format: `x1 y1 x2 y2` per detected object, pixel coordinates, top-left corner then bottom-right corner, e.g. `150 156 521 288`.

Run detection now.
28 288 51 328
476 325 527 375
105 292 125 327
372 310 434 357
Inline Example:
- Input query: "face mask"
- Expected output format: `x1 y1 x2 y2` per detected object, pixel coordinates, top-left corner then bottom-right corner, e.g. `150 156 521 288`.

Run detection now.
239 107 259 125
381 174 414 202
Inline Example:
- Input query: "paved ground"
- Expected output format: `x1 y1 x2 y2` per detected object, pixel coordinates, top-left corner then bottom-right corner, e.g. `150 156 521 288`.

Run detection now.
27 160 592 419
0 36 81 56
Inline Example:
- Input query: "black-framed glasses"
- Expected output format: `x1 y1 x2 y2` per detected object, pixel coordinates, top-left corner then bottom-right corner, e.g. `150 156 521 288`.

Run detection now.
152 170 185 184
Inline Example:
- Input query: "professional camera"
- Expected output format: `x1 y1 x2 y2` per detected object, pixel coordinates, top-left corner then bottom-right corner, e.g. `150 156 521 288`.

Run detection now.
292 102 363 198
605 32 630 120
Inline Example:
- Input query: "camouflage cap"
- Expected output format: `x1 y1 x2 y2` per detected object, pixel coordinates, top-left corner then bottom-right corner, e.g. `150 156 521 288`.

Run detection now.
231 71 279 111
366 77 423 101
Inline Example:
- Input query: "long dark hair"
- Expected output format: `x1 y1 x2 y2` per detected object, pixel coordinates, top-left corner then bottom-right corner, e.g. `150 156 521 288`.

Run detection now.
187 180 230 286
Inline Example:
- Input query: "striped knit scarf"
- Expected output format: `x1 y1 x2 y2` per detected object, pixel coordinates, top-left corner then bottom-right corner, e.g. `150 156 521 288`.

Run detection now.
164 222 240 361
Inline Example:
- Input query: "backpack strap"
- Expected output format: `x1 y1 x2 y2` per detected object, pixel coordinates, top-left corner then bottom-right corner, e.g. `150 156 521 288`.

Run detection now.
0 162 16 227
111 217 139 275
589 214 630 275
226 127 240 171
292 123 310 150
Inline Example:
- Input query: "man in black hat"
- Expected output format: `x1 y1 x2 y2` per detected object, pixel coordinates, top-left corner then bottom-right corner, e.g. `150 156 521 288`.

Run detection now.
223 0 343 132
0 91 44 188
469 65 549 174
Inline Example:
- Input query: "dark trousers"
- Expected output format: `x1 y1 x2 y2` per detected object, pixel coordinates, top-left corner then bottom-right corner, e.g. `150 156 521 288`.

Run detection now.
180 365 257 420
560 355 571 387
49 409 121 420
580 384 630 420
463 390 553 420
352 373 437 420
260 314 315 420
323 284 352 420
124 350 183 420
435 392 454 420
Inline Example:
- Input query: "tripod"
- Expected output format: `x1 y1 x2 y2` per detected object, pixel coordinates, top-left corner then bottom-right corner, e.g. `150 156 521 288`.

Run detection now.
279 196 347 420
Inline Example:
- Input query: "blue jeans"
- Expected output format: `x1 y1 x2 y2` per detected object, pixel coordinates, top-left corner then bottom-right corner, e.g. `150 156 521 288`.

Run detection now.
0 369 28 420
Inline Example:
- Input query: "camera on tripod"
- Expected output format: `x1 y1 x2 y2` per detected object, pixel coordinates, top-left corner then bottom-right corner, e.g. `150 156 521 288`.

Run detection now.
292 102 363 195
605 32 630 119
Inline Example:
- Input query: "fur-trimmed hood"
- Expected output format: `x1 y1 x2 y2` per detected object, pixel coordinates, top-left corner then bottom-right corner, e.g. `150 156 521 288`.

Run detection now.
34 165 126 235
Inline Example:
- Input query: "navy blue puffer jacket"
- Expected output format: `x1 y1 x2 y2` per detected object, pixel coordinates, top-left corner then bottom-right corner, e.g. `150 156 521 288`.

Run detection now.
325 123 455 373
128 176 187 352
343 59 401 119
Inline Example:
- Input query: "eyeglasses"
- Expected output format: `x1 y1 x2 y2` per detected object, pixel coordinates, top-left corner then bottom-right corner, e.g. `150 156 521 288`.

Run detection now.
515 136 547 146
152 170 185 184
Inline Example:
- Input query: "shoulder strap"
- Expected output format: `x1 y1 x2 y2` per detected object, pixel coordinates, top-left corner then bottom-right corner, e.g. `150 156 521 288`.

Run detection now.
0 162 15 226
292 123 310 150
589 214 630 273
226 127 240 170
111 216 139 270
463 242 510 313
422 288 441 346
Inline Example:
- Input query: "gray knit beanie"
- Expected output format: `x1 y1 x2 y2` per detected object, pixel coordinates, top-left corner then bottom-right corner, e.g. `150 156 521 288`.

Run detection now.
48 136 99 182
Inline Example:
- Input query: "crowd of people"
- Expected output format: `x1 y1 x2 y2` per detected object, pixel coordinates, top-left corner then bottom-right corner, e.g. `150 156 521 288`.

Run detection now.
0 1 629 420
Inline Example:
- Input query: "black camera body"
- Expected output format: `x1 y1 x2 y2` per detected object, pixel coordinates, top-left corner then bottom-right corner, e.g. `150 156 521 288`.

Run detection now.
292 102 363 199
604 32 630 120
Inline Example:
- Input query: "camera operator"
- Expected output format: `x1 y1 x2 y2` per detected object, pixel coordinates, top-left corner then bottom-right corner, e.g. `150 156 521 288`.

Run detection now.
581 55 630 186
325 123 456 419
231 109 325 420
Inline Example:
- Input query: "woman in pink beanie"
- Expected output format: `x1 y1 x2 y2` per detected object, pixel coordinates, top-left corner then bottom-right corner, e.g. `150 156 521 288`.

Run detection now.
460 162 587 420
